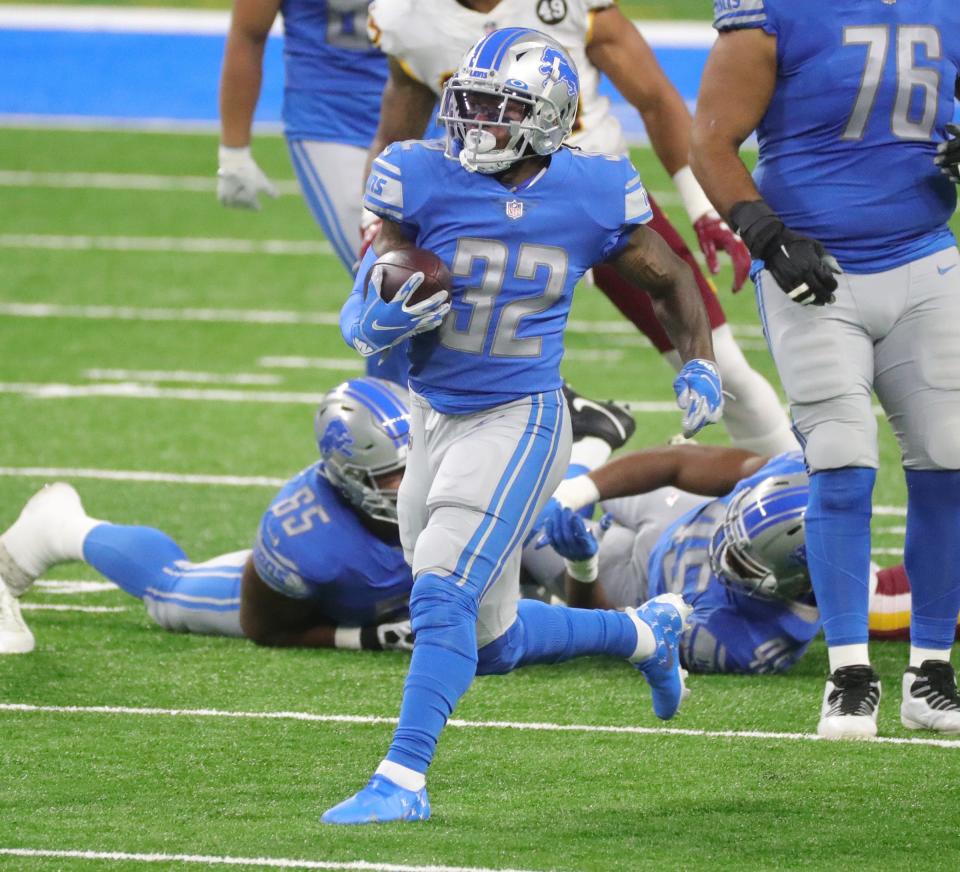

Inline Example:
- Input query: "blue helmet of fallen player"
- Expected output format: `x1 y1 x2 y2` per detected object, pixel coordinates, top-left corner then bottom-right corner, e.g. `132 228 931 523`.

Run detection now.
438 27 580 174
314 377 410 524
708 472 811 601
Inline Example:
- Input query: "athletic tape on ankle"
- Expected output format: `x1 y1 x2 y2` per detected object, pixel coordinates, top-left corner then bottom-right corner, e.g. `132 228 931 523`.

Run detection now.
565 554 599 584
553 475 601 512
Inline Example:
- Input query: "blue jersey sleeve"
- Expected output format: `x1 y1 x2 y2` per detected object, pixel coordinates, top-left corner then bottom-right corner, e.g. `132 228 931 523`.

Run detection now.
362 139 438 232
713 0 775 34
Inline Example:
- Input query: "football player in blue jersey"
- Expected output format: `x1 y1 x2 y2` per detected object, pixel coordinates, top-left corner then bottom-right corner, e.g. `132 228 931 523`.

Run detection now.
0 376 634 654
0 378 417 655
691 0 960 737
218 0 387 269
217 0 409 384
326 29 723 824
530 442 929 675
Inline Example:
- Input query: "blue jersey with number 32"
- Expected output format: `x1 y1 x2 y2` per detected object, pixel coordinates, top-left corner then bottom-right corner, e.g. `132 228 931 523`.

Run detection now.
363 141 652 413
252 463 412 625
714 0 960 273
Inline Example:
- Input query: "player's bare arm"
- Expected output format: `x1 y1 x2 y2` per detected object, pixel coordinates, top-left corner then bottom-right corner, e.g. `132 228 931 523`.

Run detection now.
688 28 775 220
691 28 839 307
239 556 413 651
587 6 690 175
364 58 438 187
589 444 768 502
219 0 282 147
372 216 416 257
610 224 714 364
239 557 339 647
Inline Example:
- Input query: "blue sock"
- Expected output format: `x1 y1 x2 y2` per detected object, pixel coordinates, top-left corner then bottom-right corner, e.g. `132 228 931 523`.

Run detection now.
805 468 876 647
386 573 479 774
83 524 188 600
904 470 960 650
476 599 637 674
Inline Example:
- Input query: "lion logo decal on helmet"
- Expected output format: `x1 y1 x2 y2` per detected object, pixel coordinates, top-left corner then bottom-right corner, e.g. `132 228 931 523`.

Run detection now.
319 419 354 459
539 46 578 98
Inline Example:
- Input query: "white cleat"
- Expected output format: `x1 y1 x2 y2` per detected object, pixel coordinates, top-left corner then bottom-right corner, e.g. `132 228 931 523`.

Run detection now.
0 482 92 596
901 661 960 735
0 573 35 654
817 665 881 739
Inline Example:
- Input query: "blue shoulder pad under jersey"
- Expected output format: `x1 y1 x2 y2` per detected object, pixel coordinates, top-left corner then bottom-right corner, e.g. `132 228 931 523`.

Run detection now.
648 451 819 674
716 0 960 273
365 142 652 413
280 0 388 146
252 463 412 626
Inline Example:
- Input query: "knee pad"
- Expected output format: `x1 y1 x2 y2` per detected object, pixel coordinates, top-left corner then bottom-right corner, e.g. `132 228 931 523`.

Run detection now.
411 505 487 580
803 420 877 471
918 412 960 470
476 619 525 676
409 571 478 635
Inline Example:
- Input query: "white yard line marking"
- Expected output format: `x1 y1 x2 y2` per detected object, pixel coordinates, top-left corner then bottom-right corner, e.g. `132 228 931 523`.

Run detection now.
20 604 127 613
0 234 331 256
83 369 283 386
34 580 116 594
0 467 285 487
0 702 955 749
0 169 301 196
876 525 907 535
0 381 328 404
872 548 907 556
0 301 766 340
258 356 364 371
0 849 536 872
0 381 690 410
0 302 340 326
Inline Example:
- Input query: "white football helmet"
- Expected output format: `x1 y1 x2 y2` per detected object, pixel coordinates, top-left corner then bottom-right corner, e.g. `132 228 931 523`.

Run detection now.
708 472 811 601
314 377 410 524
438 27 580 174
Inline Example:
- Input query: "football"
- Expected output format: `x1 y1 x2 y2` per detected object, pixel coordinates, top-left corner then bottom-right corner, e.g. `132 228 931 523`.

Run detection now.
370 247 452 307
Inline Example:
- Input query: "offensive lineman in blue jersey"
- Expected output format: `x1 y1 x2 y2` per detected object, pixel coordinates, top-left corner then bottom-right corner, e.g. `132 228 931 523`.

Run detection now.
531 447 820 676
326 29 724 824
691 1 960 737
0 378 417 655
217 1 409 385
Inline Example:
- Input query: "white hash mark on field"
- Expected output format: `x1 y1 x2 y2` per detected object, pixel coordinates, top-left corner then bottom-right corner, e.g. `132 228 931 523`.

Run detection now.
0 849 539 872
0 467 286 487
0 234 332 256
34 580 117 594
0 466 910 517
0 703 954 749
20 604 127 613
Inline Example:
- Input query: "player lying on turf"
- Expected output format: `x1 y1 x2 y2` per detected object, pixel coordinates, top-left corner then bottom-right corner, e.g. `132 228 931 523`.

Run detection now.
0 375 637 655
529 443 936 676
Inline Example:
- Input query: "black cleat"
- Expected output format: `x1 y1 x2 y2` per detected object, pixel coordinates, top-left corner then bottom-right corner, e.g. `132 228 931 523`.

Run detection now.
562 383 636 450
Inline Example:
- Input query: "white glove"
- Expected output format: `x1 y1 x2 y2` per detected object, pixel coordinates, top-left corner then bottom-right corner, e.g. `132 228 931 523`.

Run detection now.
217 145 278 210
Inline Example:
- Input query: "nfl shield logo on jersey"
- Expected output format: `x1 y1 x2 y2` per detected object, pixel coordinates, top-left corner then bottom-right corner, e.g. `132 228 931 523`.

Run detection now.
505 199 524 220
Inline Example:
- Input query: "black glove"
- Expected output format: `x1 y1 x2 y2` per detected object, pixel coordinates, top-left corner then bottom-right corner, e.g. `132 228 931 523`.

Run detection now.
935 123 960 184
730 200 841 306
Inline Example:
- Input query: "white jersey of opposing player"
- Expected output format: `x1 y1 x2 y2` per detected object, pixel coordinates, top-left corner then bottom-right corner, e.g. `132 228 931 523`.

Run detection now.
368 0 626 156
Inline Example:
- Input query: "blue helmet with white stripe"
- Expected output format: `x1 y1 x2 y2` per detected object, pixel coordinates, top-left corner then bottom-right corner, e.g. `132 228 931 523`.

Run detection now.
314 377 410 524
708 472 810 601
438 27 580 174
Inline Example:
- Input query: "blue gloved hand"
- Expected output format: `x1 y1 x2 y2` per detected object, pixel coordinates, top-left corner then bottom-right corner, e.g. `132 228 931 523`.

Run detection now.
543 507 599 562
673 358 723 437
350 265 450 357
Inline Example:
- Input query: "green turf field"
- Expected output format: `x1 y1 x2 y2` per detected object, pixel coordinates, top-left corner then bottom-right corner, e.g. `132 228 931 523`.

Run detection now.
1 127 959 872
